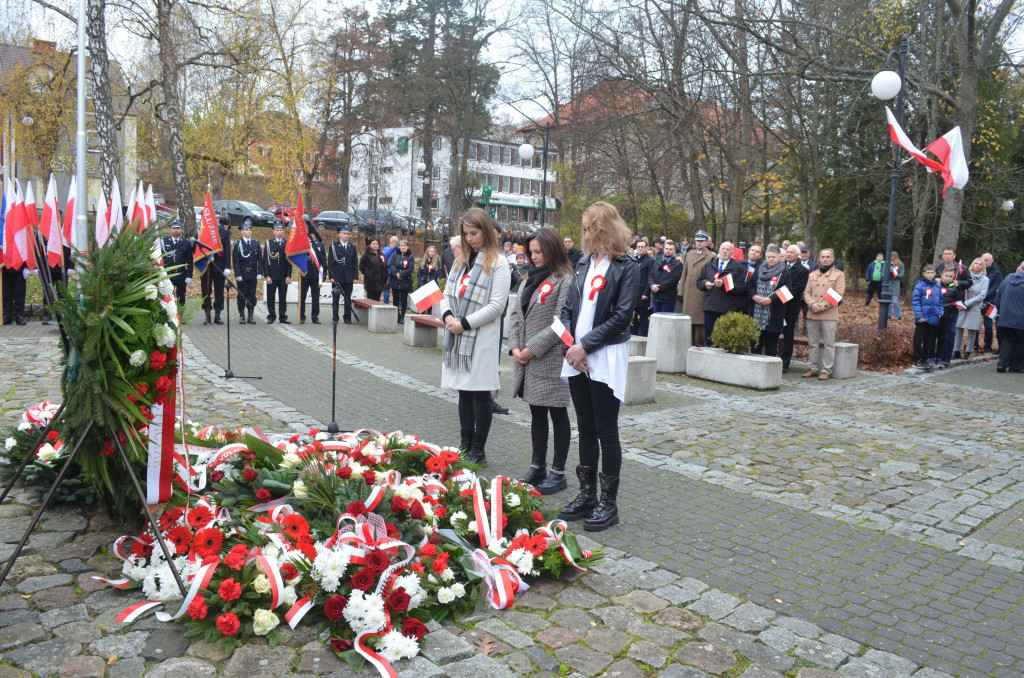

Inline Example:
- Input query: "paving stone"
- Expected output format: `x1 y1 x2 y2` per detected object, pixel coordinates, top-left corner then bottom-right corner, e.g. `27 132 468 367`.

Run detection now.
55 532 123 562
737 643 795 672
420 629 476 664
796 670 840 678
147 657 218 678
221 644 298 678
861 649 918 675
76 572 109 595
626 640 669 668
757 627 799 653
629 622 688 648
653 607 703 632
687 590 741 621
52 621 103 644
0 609 40 628
583 574 631 598
737 666 784 678
820 633 861 656
40 603 89 631
772 617 821 639
528 579 567 596
548 609 596 636
107 657 146 678
633 569 680 590
674 642 737 675
793 639 848 670
43 514 88 533
536 625 581 648
186 638 233 662
524 646 559 672
141 628 190 660
0 594 28 610
59 559 93 574
5 637 82 675
442 653 515 678
461 628 512 656
83 588 129 612
0 621 47 650
697 622 755 651
593 605 644 630
298 650 349 674
57 654 106 678
276 624 318 647
720 603 776 632
556 587 606 608
555 645 614 676
476 618 534 649
32 586 82 611
28 531 76 552
516 592 556 612
501 610 551 633
394 656 445 678
837 660 890 678
16 572 72 593
653 584 701 605
612 590 670 614
658 665 713 678
910 669 955 678
675 578 710 596
502 650 536 676
582 628 632 655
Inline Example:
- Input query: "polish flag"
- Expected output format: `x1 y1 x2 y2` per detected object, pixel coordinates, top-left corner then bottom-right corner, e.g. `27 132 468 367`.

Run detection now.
144 184 156 227
551 316 573 347
130 180 146 229
887 107 945 175
985 304 998 319
124 182 138 231
4 180 36 270
23 181 39 227
953 301 967 311
62 176 78 250
107 176 124 236
824 287 843 306
722 273 735 292
95 184 110 246
40 175 64 267
775 285 793 303
411 280 444 313
886 108 969 197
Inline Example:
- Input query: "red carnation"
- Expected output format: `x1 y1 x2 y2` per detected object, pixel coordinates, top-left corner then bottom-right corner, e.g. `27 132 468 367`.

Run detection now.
243 450 256 461
168 346 177 361
210 469 225 484
346 501 367 517
409 500 426 521
419 544 436 557
336 466 352 479
216 612 240 636
193 527 223 558
218 577 242 602
138 405 153 421
402 617 429 641
433 505 447 519
255 488 271 503
136 382 149 396
242 468 258 483
531 511 544 525
155 376 173 395
310 428 321 436
324 595 348 621
386 588 410 612
187 594 208 620
362 470 377 485
289 434 301 443
350 567 375 591
149 351 167 370
46 430 59 442
166 526 192 555
365 549 390 576
280 563 299 582
390 496 409 514
224 544 248 570
432 552 449 574
131 534 154 559
330 638 353 653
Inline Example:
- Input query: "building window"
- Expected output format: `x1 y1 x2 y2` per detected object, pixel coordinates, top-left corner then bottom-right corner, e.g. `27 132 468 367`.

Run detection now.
432 166 441 180
468 144 477 160
501 176 510 192
500 206 508 220
416 197 439 209
503 147 512 165
512 177 520 194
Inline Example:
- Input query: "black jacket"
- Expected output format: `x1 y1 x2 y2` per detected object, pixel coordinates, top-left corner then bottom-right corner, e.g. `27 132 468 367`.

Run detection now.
939 282 965 313
649 257 682 304
441 248 456 278
742 258 764 313
634 256 656 307
360 249 390 292
418 259 443 288
749 266 794 333
567 247 583 266
327 240 359 283
389 250 415 291
985 265 1003 303
232 238 262 279
696 258 748 313
559 254 640 354
262 238 290 280
160 235 194 282
782 261 809 318
303 238 326 281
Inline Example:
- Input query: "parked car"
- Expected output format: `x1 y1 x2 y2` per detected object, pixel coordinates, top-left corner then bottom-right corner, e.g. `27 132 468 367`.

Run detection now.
213 200 277 229
353 209 407 235
313 211 359 235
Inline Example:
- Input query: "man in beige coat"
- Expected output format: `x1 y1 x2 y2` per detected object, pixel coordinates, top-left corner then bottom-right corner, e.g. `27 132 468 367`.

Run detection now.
680 231 713 346
803 248 845 380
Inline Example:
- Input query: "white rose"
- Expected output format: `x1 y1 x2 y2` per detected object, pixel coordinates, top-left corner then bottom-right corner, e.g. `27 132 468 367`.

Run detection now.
282 585 298 607
129 350 146 367
281 452 303 468
36 444 57 462
293 480 308 497
315 432 329 441
144 284 159 300
252 574 271 594
252 608 280 636
5 438 16 450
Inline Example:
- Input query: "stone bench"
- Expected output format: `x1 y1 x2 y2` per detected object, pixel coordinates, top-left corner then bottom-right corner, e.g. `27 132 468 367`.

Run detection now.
624 356 656 405
352 298 387 325
628 336 647 357
367 304 398 334
792 336 859 379
405 314 445 347
647 313 691 373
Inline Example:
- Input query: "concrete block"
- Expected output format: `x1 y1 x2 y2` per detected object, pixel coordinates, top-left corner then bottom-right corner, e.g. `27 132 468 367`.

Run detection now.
368 304 398 334
648 313 691 373
404 317 440 347
832 341 859 379
625 356 656 405
686 346 782 390
628 335 648 356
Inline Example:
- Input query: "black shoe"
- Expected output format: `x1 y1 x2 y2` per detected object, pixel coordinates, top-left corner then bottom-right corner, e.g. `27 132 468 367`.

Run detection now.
2 315 11 325
457 428 473 458
214 313 223 325
344 319 353 325
333 317 340 323
997 366 1006 373
584 473 620 532
964 351 971 361
953 350 962 360
280 318 291 324
535 470 568 495
1011 368 1024 373
15 316 26 326
312 319 321 324
239 316 246 325
492 401 510 415
299 319 305 324
518 465 547 486
248 316 256 324
267 317 275 324
467 442 486 465
558 466 598 520
782 367 789 374
42 318 55 326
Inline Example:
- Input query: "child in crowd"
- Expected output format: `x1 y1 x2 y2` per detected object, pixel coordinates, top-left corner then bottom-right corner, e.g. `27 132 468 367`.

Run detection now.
912 264 943 369
934 267 963 368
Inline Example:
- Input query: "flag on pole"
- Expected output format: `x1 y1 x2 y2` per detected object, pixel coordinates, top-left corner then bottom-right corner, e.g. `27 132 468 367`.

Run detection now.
193 191 223 274
985 304 998 319
1 178 13 263
824 287 843 306
107 176 124 236
130 180 146 230
144 184 156 227
40 175 64 268
886 108 969 197
411 280 444 313
62 175 78 250
124 181 138 231
4 180 35 270
285 195 311 274
886 107 944 174
95 185 110 247
0 179 6 260
953 300 967 311
551 316 573 347
23 181 38 228
775 285 794 303
722 273 735 292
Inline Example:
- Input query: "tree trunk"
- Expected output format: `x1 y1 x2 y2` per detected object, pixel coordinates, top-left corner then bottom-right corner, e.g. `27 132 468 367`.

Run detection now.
86 0 119 196
157 0 196 235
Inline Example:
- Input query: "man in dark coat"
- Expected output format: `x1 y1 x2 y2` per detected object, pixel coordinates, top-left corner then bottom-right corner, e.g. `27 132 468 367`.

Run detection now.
232 222 262 324
441 236 458 278
262 223 291 324
160 221 193 308
327 226 359 324
742 244 764 315
631 239 656 336
995 261 1024 372
982 252 1002 353
649 240 683 314
934 247 972 363
298 227 326 324
563 236 583 266
696 241 747 345
199 212 232 325
778 244 809 372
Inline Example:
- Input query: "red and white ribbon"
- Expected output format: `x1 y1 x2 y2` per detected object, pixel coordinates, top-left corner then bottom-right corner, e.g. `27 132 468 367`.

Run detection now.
356 628 399 678
254 554 285 609
588 275 605 301
466 548 527 610
153 558 220 622
115 601 162 623
285 596 314 629
534 520 587 573
458 274 470 296
537 281 553 304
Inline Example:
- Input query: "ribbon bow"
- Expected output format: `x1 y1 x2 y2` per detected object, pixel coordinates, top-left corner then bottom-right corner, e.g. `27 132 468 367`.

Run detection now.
537 281 553 304
588 275 605 301
472 476 506 550
534 520 587 573
467 548 528 609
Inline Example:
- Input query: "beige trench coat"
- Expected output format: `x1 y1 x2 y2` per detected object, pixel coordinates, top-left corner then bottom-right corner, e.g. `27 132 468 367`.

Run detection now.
680 248 713 324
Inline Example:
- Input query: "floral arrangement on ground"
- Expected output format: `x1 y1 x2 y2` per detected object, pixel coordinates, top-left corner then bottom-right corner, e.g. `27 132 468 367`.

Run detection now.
5 414 599 676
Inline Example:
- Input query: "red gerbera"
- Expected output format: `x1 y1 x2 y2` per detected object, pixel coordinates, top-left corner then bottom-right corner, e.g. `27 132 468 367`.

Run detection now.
131 534 154 559
425 457 448 474
187 506 214 530
188 593 208 620
525 535 548 556
281 513 310 541
439 450 461 465
159 507 185 531
218 578 242 602
166 526 193 555
216 612 240 636
193 527 224 558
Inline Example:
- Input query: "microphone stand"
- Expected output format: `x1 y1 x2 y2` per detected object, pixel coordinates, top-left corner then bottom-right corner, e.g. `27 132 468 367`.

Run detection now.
193 239 261 380
328 283 341 434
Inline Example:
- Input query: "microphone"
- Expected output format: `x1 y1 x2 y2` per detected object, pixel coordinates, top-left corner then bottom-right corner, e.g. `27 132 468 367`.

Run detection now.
190 237 214 252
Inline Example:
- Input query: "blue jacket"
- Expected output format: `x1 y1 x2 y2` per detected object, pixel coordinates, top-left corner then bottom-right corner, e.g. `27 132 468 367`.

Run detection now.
912 278 943 325
994 270 1024 331
865 260 884 282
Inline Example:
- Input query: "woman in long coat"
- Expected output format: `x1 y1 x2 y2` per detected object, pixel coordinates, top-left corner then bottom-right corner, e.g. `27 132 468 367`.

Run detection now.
359 236 389 301
954 257 989 360
507 228 574 495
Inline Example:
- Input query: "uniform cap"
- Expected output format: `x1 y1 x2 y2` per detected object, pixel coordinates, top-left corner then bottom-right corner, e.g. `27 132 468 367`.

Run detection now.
694 231 709 241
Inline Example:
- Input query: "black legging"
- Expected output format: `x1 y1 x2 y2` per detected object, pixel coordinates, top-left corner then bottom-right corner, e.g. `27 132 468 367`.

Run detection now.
393 289 409 313
458 390 493 445
567 375 622 476
530 405 571 470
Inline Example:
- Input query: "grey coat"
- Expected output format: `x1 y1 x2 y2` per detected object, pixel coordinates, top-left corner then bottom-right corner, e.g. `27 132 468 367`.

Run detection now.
890 261 905 298
955 272 989 331
507 273 572 407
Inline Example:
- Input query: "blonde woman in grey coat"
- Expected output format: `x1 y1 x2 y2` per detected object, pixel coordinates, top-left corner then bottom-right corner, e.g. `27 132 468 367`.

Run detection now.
508 228 575 495
954 258 989 360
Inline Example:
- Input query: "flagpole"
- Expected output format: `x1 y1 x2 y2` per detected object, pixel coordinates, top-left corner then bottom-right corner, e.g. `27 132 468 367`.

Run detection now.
75 0 87 251
876 35 908 332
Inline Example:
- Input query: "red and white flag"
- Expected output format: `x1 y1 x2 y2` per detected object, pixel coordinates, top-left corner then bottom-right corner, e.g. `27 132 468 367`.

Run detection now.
722 273 735 292
95 184 110 246
4 180 36 270
824 287 843 306
39 175 64 267
411 280 444 313
886 107 969 197
62 175 79 251
146 388 176 504
129 180 146 230
23 181 39 228
985 304 998 319
953 300 967 311
144 184 156 227
124 181 138 231
775 285 794 303
551 316 573 347
107 176 124 236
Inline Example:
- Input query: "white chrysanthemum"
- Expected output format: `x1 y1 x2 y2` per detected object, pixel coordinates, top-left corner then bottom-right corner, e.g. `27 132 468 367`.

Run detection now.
451 583 466 598
17 422 32 432
157 565 184 601
437 587 456 604
153 324 176 348
344 591 387 633
315 432 329 441
467 521 478 534
144 284 159 300
253 608 280 636
450 511 467 524
4 437 15 450
129 350 146 367
440 568 454 583
506 548 537 576
142 572 158 599
505 493 521 508
379 629 420 662
157 275 173 293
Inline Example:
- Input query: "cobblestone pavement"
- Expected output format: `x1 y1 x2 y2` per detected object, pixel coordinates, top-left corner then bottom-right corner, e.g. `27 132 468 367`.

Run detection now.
2 310 1024 676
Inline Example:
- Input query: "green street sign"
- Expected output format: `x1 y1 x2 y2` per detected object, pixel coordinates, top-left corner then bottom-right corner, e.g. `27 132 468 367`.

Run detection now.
489 208 497 218
480 197 490 206
397 137 409 153
481 183 492 198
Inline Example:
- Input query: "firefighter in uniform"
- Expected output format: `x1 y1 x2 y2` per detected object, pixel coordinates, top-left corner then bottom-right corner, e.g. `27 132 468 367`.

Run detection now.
160 221 193 307
231 222 262 324
327 226 359 324
262 223 291 323
199 212 232 325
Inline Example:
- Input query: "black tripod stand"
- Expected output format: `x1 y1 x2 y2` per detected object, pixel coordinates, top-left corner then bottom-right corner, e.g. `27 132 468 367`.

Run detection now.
193 240 260 381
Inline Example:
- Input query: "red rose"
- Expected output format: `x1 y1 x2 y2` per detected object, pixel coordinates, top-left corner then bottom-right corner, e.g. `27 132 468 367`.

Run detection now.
255 488 271 503
350 567 375 591
428 531 441 545
386 588 410 612
402 617 429 641
210 469 224 484
365 549 390 575
390 496 409 513
243 450 257 461
419 544 436 557
330 638 353 653
336 466 352 479
346 501 367 517
188 594 208 620
280 563 299 581
216 612 240 636
149 351 167 370
242 468 258 483
362 470 377 485
224 544 247 570
155 376 173 395
325 595 348 620
385 523 400 539
218 578 242 602
409 500 426 521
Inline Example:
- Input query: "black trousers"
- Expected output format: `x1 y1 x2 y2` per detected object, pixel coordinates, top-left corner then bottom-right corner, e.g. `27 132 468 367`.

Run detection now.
913 322 938 363
458 390 493 447
754 330 780 357
631 307 651 336
779 304 801 367
171 276 187 308
2 267 26 316
236 278 258 316
529 405 571 470
568 374 622 476
865 280 882 304
200 266 225 313
299 277 320 321
331 282 353 321
365 289 383 301
704 310 725 346
984 313 995 351
997 327 1024 370
266 280 288 321
935 314 955 362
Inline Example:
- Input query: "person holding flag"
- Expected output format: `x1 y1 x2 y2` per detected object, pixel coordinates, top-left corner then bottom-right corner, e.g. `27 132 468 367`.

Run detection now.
696 240 747 345
388 240 416 324
749 245 792 356
263 222 292 323
193 194 227 325
298 219 326 325
803 248 845 380
327 226 358 323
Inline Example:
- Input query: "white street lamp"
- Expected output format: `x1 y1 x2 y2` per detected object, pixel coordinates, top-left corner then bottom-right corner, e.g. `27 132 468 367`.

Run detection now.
21 116 34 127
416 161 426 173
1002 199 1015 214
871 71 902 101
518 143 535 162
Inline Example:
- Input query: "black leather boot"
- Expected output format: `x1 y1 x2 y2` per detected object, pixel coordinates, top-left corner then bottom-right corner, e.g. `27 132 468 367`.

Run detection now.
558 466 598 520
518 464 547 486
535 469 567 495
214 312 223 325
584 473 620 531
457 428 473 457
467 440 486 465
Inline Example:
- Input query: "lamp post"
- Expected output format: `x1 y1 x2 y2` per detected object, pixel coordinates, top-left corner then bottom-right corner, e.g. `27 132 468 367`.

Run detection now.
871 34 908 331
416 159 431 224
518 122 551 229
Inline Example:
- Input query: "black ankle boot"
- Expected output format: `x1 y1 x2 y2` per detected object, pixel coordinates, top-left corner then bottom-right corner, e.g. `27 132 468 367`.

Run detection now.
214 312 223 325
584 473 620 531
397 308 405 324
558 466 598 520
457 428 473 457
535 469 568 495
519 465 547 486
467 440 486 465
